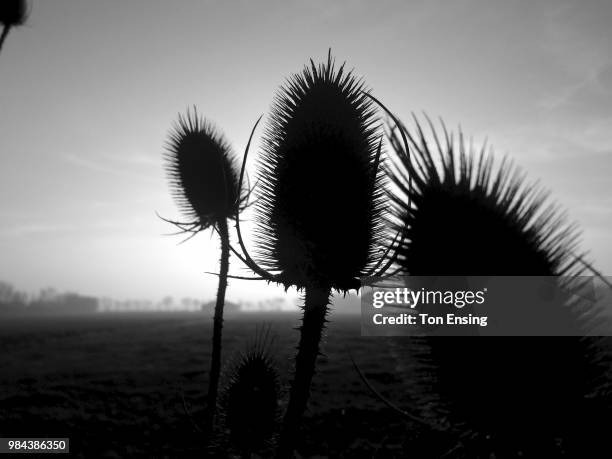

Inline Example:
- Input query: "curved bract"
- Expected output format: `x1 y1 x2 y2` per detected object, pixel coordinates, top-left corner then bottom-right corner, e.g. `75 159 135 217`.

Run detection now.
255 52 386 292
388 117 609 455
164 108 244 229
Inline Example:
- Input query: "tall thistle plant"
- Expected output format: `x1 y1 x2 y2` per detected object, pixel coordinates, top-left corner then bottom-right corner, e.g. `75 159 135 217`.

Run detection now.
0 0 27 54
387 118 609 455
163 108 249 430
234 52 391 457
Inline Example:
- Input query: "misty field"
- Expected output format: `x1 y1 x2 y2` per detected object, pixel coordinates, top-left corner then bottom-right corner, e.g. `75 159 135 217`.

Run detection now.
0 313 436 458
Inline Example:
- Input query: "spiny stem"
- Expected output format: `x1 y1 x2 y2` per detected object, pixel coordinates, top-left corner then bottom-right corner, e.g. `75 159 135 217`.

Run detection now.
276 286 331 458
205 217 230 434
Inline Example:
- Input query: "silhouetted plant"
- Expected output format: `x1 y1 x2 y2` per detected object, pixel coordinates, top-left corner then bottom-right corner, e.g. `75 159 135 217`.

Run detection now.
163 107 249 432
0 0 27 54
220 327 280 458
387 117 610 456
234 52 392 457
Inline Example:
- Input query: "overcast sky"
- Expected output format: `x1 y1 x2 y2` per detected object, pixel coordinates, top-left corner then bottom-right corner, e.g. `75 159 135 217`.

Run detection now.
0 0 610 302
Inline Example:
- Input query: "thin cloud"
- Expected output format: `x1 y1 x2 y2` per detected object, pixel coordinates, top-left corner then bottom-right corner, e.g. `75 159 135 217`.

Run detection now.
0 223 78 237
61 153 159 183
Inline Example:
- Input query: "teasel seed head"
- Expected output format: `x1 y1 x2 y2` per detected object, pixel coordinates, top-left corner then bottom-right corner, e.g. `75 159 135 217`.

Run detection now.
254 51 387 292
388 117 609 453
389 116 582 277
164 107 246 230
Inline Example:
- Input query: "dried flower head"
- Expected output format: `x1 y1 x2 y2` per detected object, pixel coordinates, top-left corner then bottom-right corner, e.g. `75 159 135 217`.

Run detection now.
388 117 608 454
389 117 581 277
254 51 386 292
164 107 246 232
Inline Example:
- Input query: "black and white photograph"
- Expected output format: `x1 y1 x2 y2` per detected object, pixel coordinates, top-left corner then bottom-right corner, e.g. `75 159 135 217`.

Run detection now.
1 1 612 457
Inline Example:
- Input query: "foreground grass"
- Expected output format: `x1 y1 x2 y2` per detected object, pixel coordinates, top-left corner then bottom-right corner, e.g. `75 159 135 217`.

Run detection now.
0 313 424 458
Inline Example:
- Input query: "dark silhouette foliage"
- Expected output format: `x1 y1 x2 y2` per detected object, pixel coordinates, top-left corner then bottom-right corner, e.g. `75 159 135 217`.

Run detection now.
388 117 610 456
0 0 27 53
0 0 27 27
164 107 245 230
389 118 581 278
163 108 247 435
221 329 280 456
236 51 389 457
255 51 386 292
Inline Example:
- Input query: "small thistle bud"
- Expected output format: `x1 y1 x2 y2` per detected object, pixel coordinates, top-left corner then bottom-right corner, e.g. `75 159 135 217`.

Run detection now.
222 331 280 455
256 51 386 292
164 108 244 229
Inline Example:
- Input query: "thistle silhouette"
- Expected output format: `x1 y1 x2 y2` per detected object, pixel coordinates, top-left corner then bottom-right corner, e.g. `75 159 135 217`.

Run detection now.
234 52 391 457
0 0 27 54
387 117 610 455
221 327 280 458
163 107 249 432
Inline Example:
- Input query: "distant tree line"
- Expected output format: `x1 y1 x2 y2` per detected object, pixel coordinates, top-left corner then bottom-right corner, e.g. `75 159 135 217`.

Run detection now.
0 280 98 314
0 280 27 308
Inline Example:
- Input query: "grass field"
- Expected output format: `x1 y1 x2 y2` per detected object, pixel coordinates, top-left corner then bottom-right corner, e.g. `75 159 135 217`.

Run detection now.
0 312 438 458
4 311 609 457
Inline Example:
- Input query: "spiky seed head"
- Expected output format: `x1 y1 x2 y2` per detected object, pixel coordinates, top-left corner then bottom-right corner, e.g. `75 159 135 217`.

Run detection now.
222 332 280 454
164 108 243 229
388 118 607 451
255 52 386 292
389 119 580 276
0 0 28 27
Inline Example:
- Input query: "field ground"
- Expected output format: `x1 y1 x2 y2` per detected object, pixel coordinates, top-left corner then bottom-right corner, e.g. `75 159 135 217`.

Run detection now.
0 312 436 458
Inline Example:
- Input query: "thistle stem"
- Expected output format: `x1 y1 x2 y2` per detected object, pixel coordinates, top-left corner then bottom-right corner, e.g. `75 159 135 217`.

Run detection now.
276 286 331 458
0 26 11 54
205 217 230 433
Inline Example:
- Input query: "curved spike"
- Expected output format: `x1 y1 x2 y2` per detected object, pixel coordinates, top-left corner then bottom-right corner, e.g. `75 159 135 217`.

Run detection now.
225 242 250 266
361 266 403 287
371 134 383 183
372 230 404 277
176 230 199 245
204 271 265 281
163 228 199 237
239 178 259 208
155 211 199 229
237 115 263 200
350 355 438 429
574 253 612 290
362 91 412 211
235 115 275 280
364 230 400 276
179 385 203 434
